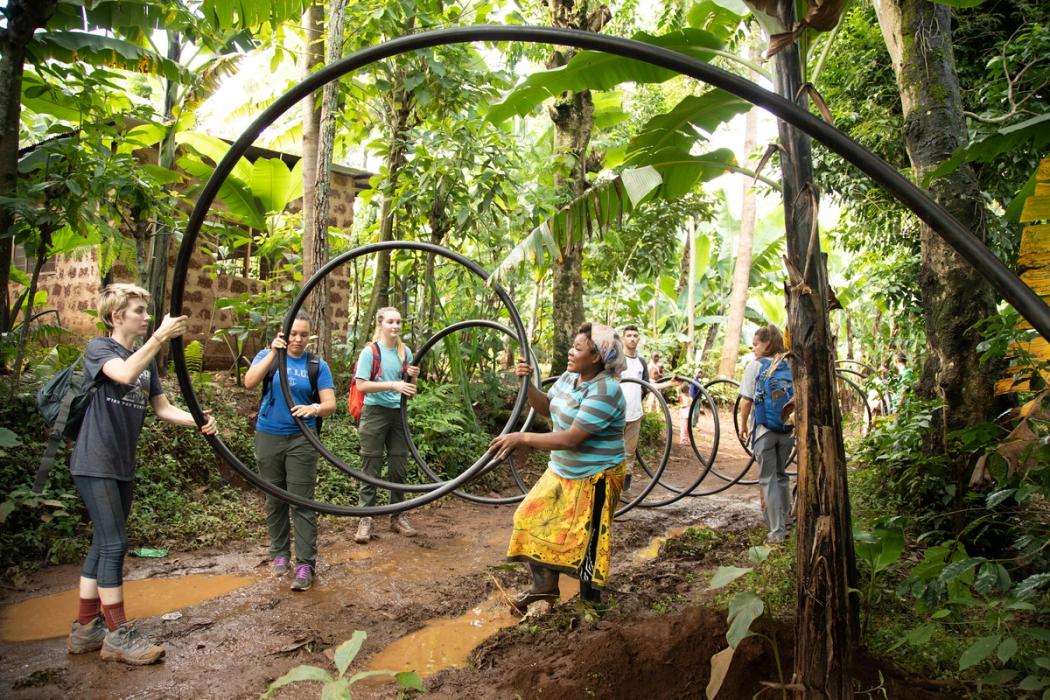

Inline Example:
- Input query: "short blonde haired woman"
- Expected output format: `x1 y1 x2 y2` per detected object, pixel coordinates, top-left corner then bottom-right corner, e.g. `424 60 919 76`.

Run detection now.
67 284 216 664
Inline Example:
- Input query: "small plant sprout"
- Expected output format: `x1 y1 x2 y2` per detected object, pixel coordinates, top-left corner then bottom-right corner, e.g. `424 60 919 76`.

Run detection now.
706 546 791 699
260 630 424 699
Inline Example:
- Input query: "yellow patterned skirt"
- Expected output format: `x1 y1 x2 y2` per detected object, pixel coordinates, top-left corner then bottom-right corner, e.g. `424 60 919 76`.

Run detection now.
506 462 626 588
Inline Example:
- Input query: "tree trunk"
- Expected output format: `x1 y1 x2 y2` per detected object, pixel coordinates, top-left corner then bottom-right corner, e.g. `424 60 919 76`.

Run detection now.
300 4 326 350
11 229 52 393
305 0 348 358
360 98 413 349
873 0 997 526
772 2 858 696
546 0 596 375
686 217 696 364
718 88 760 378
145 31 182 360
0 0 58 349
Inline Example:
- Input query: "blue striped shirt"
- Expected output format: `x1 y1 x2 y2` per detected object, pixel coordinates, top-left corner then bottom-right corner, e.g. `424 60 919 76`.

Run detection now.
547 372 626 479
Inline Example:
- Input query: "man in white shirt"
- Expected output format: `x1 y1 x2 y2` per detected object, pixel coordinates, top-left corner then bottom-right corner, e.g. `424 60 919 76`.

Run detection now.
620 325 649 486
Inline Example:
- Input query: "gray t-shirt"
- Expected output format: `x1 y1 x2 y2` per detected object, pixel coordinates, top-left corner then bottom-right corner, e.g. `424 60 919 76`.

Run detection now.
70 337 163 481
739 359 768 443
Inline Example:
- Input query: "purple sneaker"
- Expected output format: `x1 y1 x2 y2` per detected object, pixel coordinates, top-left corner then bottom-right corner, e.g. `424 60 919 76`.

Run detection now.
272 556 290 577
290 564 314 591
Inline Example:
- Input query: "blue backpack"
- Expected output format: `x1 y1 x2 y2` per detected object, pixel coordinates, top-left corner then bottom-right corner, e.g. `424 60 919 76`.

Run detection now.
752 355 794 434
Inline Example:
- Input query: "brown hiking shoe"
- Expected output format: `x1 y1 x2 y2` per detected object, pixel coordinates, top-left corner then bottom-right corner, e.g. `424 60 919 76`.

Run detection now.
391 514 417 537
354 517 373 544
67 614 106 654
99 624 165 665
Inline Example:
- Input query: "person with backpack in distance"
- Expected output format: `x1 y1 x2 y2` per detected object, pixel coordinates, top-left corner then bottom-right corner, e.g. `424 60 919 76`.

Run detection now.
738 324 795 544
244 311 336 592
352 307 421 544
67 283 217 665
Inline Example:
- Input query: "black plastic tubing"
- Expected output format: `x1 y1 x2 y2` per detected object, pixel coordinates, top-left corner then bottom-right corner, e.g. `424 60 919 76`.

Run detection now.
170 25 1050 511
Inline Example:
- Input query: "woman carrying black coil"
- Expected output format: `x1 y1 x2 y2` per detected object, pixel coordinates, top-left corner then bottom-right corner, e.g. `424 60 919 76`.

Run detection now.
67 283 217 665
352 306 421 544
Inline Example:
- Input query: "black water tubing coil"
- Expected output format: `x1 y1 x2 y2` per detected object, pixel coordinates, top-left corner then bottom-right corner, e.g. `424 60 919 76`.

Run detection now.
403 318 541 506
630 376 719 501
170 24 1050 510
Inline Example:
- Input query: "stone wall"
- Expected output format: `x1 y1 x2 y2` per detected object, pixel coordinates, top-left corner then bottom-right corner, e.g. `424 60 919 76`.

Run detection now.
15 166 364 370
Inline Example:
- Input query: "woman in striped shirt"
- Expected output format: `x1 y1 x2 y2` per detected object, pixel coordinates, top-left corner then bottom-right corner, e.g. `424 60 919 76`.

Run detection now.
490 323 627 612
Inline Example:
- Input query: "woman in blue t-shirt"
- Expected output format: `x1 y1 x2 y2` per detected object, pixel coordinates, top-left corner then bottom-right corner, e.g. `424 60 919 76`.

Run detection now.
352 306 421 544
490 323 627 612
245 312 336 591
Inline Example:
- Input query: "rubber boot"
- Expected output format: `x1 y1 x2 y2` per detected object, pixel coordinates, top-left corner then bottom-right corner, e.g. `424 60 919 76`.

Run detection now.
510 564 560 613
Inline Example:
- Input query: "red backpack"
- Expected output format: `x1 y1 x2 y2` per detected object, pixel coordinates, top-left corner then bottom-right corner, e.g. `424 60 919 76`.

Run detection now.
347 342 407 420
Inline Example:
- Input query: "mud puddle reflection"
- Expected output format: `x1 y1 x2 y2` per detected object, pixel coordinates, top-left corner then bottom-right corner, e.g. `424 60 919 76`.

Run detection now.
363 574 581 682
634 526 689 562
0 574 254 642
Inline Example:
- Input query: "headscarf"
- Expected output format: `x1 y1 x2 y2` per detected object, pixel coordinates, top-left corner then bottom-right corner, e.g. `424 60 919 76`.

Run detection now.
590 323 626 379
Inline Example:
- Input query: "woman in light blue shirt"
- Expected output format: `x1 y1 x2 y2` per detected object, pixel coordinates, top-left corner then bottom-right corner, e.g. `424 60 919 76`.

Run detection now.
352 307 420 544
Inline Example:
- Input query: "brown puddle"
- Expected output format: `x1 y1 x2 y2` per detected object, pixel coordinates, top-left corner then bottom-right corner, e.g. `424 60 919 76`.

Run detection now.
634 526 690 562
364 574 581 680
0 574 254 642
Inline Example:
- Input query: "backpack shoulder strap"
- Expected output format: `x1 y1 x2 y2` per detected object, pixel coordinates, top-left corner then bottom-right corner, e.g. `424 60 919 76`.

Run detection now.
260 352 280 407
764 353 786 378
307 353 321 401
370 342 382 380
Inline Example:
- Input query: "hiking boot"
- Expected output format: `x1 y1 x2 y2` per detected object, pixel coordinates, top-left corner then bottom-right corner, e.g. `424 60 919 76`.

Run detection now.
290 564 314 592
99 624 165 665
67 614 106 655
390 514 417 537
271 555 290 577
354 517 373 544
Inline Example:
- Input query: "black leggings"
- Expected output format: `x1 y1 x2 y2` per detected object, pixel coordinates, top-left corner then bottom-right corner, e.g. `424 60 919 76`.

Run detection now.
74 476 133 588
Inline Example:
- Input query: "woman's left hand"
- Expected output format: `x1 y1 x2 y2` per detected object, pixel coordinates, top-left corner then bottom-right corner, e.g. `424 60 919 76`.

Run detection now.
199 410 218 435
290 403 319 418
489 432 526 461
406 365 420 379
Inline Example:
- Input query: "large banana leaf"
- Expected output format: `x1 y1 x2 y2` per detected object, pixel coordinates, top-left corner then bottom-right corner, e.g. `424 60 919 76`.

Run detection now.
175 131 255 184
177 156 265 229
637 147 739 199
27 31 191 84
20 72 83 123
51 1 183 33
487 29 724 124
199 0 311 30
492 166 662 281
250 157 304 215
626 90 752 155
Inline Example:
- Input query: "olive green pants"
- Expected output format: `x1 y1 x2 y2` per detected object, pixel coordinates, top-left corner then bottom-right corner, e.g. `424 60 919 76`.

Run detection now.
254 431 318 566
357 404 409 507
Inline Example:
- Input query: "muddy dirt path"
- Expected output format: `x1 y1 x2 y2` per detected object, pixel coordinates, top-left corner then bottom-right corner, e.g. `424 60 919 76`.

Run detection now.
1 409 767 699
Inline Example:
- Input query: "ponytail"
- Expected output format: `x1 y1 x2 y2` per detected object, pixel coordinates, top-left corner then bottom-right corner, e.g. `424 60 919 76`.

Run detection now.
754 324 786 356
